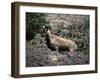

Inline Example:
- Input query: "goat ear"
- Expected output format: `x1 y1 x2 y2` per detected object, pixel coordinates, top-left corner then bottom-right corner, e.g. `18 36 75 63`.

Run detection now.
43 26 45 28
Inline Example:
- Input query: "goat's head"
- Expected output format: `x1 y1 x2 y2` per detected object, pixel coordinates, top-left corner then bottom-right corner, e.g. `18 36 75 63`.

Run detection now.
42 26 50 36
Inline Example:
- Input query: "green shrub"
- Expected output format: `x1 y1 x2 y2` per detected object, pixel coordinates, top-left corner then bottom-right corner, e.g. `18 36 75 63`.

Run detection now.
26 13 49 40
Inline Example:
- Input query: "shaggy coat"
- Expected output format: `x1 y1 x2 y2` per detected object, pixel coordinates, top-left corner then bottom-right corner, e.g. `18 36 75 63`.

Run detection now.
45 29 77 52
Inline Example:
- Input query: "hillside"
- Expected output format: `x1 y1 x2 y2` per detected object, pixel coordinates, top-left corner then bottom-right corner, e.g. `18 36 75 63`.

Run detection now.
26 13 89 67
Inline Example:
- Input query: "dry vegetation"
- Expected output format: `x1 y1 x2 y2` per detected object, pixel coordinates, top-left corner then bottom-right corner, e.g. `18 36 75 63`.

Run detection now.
26 13 89 67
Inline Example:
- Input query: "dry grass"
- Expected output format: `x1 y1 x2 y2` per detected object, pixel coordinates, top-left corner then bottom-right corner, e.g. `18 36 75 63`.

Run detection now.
26 13 89 67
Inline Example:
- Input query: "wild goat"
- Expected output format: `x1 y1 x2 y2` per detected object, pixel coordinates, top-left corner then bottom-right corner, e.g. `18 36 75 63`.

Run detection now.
42 26 77 53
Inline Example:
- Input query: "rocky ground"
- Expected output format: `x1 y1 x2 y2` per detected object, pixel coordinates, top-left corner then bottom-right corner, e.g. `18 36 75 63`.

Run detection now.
26 13 90 67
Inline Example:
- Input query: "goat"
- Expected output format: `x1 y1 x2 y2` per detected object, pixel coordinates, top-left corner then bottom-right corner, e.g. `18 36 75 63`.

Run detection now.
42 26 77 53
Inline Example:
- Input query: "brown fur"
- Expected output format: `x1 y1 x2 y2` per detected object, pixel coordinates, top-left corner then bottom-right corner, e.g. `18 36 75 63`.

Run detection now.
46 29 77 52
